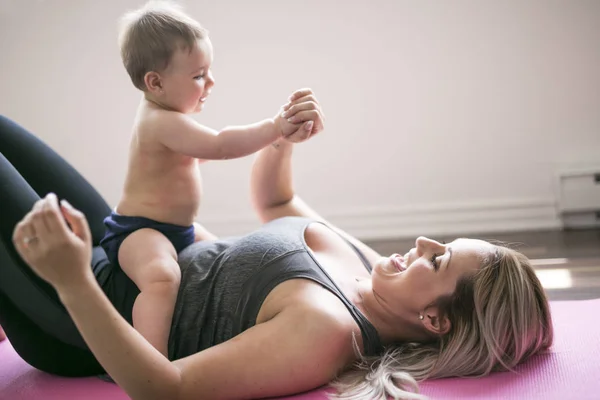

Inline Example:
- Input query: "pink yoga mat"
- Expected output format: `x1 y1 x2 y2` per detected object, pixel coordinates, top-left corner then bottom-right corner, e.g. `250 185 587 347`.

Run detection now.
1 299 599 399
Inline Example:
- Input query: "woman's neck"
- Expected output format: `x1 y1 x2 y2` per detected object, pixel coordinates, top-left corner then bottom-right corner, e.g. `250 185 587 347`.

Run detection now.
354 278 432 345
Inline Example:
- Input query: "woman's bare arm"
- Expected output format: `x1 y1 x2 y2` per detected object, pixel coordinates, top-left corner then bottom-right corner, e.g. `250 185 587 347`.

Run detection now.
12 194 351 400
250 90 381 264
59 274 182 400
173 305 352 399
13 195 181 399
250 134 382 264
60 271 351 399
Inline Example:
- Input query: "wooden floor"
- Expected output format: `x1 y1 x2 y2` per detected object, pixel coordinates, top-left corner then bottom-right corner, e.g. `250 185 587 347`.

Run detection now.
364 228 600 301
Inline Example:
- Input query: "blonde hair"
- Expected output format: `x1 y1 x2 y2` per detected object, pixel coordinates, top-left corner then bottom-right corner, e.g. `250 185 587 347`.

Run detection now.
330 245 554 400
118 1 207 90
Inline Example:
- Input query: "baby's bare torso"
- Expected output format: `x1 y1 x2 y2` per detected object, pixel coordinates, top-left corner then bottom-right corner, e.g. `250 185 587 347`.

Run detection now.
116 103 203 226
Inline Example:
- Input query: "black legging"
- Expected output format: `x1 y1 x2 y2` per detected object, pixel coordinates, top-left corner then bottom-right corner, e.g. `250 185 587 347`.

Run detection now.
0 115 138 376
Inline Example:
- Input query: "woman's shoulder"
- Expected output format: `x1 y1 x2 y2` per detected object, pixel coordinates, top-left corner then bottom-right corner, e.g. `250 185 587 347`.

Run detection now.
294 298 362 361
281 285 365 357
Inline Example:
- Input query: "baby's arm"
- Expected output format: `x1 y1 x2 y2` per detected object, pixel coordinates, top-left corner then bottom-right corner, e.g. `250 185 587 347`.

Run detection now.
151 112 284 160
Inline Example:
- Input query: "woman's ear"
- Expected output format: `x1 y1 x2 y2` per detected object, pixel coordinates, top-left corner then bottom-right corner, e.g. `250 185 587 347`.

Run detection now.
144 71 163 95
420 307 451 335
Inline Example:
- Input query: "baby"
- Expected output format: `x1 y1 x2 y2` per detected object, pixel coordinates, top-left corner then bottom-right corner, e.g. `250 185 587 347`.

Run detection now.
100 1 310 357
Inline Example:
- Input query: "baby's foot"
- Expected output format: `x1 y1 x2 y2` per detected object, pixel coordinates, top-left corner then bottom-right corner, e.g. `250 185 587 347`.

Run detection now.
0 325 6 342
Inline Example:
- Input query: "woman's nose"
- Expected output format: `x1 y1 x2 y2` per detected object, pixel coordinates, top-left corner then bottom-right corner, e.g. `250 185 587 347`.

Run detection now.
415 236 428 255
415 236 439 255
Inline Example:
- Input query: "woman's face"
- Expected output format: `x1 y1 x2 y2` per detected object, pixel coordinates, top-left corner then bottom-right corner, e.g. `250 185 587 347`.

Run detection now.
371 237 494 320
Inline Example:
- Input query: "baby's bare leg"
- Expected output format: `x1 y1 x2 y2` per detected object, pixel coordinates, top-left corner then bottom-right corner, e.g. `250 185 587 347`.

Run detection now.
193 221 218 242
0 324 6 341
118 229 181 357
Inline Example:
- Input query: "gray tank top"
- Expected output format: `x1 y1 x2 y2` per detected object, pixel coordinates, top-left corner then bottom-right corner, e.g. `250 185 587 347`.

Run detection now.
168 216 383 360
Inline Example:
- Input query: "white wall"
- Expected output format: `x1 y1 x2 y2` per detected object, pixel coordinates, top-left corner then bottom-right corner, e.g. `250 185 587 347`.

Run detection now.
1 0 599 239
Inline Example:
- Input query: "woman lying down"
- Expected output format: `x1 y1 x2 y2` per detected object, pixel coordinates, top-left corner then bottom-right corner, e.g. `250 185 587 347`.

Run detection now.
0 100 552 400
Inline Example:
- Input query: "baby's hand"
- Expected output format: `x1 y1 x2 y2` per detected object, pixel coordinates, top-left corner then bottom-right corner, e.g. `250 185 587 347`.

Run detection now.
277 88 323 143
274 106 312 140
274 107 303 138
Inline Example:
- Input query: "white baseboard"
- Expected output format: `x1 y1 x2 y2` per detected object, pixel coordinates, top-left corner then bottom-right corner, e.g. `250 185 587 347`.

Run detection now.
200 198 562 240
324 198 561 240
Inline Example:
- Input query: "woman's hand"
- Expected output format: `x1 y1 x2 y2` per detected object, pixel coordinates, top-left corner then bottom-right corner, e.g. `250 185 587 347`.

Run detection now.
276 88 325 144
12 193 94 291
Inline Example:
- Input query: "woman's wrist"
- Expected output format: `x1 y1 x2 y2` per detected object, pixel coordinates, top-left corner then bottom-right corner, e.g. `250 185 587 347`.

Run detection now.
56 268 98 304
271 137 293 151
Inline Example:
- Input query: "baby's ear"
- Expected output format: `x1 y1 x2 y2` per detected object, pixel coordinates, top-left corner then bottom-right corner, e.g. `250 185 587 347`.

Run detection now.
144 71 163 94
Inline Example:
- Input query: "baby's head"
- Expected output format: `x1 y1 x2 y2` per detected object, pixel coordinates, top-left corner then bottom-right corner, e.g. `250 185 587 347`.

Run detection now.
119 1 214 113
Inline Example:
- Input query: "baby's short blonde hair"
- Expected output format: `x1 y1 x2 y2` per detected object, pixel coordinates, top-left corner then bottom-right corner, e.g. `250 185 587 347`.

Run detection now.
118 1 208 91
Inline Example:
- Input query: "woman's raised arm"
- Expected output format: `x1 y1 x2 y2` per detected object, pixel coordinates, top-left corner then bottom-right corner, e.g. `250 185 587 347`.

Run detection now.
250 90 382 264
